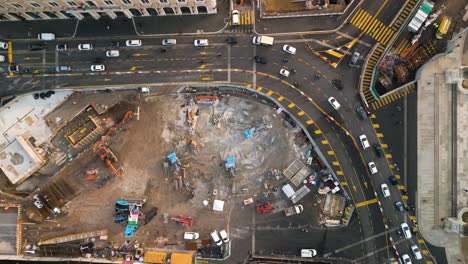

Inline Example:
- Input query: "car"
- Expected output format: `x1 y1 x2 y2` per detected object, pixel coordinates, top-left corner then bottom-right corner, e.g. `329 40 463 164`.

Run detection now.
162 39 176 46
225 37 238 44
254 56 267 64
349 51 360 67
219 229 229 243
328 97 341 110
282 44 296 55
33 200 43 209
389 175 398 185
410 245 422 260
395 201 405 212
78 43 93 50
29 43 46 51
401 223 412 239
91 64 105 72
279 68 290 77
401 254 412 264
8 65 19 72
126 40 142 46
332 79 344 90
0 41 8 49
373 143 383 158
411 219 418 227
356 106 366 120
300 249 317 257
194 39 209 47
106 50 120 57
381 183 390 197
56 44 67 51
368 162 378 174
56 66 71 72
0 55 4 62
210 230 223 246
231 9 239 25
111 41 120 47
183 232 200 240
359 134 370 149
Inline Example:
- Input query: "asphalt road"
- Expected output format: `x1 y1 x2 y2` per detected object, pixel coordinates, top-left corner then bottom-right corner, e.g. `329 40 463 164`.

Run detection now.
0 0 446 262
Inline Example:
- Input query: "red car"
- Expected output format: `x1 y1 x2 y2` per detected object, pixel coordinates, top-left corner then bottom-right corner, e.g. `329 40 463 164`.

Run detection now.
256 202 273 213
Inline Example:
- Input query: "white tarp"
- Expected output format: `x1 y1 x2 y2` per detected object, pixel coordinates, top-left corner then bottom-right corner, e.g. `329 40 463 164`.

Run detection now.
213 200 225 212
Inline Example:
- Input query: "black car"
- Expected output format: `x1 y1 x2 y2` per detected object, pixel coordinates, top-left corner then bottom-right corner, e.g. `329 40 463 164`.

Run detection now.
56 44 67 51
254 56 267 64
332 79 344 90
373 143 382 158
389 175 398 185
111 41 120 47
29 43 46 51
225 37 238 44
356 106 366 120
8 64 19 72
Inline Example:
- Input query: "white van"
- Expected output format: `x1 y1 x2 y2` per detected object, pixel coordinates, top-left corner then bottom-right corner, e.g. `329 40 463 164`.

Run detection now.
38 33 55 41
232 10 240 25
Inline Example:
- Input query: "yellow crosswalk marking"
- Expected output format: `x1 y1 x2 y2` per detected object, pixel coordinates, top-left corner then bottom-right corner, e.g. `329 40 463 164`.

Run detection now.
350 8 395 44
355 198 378 208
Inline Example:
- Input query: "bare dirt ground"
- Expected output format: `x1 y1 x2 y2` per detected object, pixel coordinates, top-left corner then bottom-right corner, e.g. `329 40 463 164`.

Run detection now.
28 92 302 250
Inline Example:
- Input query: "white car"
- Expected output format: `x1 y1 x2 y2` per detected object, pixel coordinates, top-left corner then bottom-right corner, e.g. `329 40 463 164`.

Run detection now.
183 232 199 240
282 44 297 55
279 68 290 77
162 39 176 46
106 50 120 57
78 43 93 50
401 223 412 239
0 41 8 49
300 249 317 257
368 162 378 174
219 229 229 243
328 97 341 110
91 64 105 72
410 245 422 260
359 135 370 149
194 39 209 47
0 55 4 62
126 40 142 46
401 254 412 264
210 230 222 246
381 183 390 198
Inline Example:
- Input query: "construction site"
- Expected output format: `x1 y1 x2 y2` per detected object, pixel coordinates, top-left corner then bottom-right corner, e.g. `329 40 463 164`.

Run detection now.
0 87 349 263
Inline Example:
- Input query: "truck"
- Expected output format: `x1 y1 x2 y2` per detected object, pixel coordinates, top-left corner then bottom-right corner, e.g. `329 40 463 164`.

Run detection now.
252 35 274 46
284 204 303 216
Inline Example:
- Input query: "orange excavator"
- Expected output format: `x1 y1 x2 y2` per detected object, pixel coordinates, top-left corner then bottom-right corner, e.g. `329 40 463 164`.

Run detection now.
93 111 133 177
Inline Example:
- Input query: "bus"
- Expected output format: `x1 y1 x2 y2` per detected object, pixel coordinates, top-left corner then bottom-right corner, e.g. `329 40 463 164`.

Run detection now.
436 16 451 39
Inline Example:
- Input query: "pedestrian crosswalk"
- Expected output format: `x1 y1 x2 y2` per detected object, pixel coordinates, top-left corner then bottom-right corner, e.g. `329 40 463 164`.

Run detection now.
229 9 254 26
370 82 416 110
350 9 395 45
393 39 411 56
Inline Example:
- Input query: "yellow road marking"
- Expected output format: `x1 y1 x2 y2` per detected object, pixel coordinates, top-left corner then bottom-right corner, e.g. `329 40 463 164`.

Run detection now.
397 185 404 190
256 86 262 91
332 161 339 166
130 66 143 71
201 77 211 81
385 153 392 158
8 41 12 63
297 111 305 116
132 53 148 57
266 90 273 96
199 51 207 55
322 140 329 145
314 129 322 135
327 151 334 155
246 84 252 88
103 78 111 81
336 170 343 176
277 96 284 101
395 174 401 179
341 181 347 186
373 123 380 128
376 133 384 138
409 215 416 220
198 64 207 69
364 181 368 188
287 103 295 108
355 198 378 208
306 120 314 125
24 57 41 60
381 143 388 148
417 239 425 244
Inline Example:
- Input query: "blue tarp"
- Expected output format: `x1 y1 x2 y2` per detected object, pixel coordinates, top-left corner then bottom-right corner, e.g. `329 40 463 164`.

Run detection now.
167 152 177 164
225 156 235 169
243 128 255 139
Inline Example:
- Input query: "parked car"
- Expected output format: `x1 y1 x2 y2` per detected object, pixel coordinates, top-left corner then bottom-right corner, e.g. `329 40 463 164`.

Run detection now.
91 64 105 72
410 244 422 260
254 56 267 64
183 232 199 240
300 249 317 257
106 50 120 57
395 201 405 212
381 183 390 197
359 134 370 149
0 55 4 62
56 44 67 51
389 175 398 185
373 143 383 158
210 230 223 246
349 51 360 67
78 43 93 50
231 9 239 25
279 68 290 77
29 43 46 51
126 40 142 46
328 97 341 110
219 229 229 243
0 41 8 49
368 162 378 174
225 37 238 44
282 44 296 55
162 39 176 46
194 39 209 47
401 223 412 239
401 254 412 264
8 65 19 72
356 106 366 120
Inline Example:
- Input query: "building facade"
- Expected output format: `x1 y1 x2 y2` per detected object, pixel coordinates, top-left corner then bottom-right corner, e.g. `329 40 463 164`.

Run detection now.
0 0 216 20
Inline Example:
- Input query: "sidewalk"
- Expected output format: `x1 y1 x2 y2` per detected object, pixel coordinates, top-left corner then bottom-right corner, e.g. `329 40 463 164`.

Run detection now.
0 0 229 40
416 28 468 264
